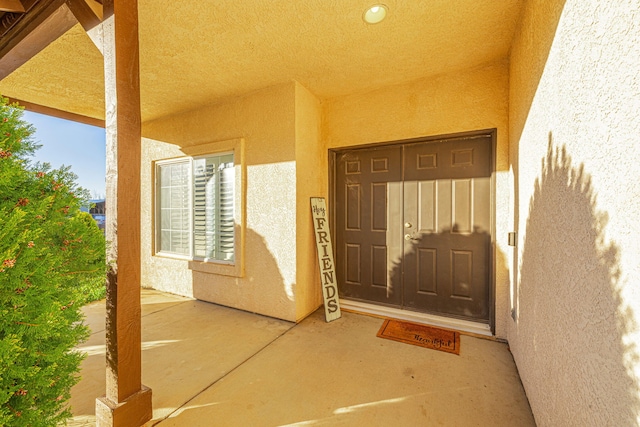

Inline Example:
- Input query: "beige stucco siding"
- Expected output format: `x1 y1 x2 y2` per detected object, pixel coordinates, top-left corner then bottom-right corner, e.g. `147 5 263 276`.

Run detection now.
294 83 325 321
141 83 300 321
323 60 512 338
138 62 513 328
508 0 640 425
140 139 194 296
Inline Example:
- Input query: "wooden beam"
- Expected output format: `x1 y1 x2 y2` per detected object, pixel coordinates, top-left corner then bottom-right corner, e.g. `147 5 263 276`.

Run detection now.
0 0 39 37
84 0 102 20
0 0 25 13
65 0 101 31
0 0 75 80
0 0 65 55
94 0 152 425
5 96 105 127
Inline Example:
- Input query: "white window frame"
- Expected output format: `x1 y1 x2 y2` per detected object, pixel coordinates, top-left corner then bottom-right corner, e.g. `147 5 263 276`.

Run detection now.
154 138 245 278
155 158 193 260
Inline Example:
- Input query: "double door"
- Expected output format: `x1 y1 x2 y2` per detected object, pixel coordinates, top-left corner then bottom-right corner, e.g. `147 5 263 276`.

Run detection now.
335 134 492 322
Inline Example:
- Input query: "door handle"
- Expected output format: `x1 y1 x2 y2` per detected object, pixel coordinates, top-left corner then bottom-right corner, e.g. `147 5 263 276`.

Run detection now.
404 234 420 241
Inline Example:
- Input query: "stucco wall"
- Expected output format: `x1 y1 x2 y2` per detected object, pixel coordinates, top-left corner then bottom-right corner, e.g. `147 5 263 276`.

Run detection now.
294 83 324 321
323 60 512 337
508 1 640 425
141 83 300 321
140 139 193 296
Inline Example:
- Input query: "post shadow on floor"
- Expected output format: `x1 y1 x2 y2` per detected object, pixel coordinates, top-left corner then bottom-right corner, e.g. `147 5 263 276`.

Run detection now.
517 134 640 424
68 226 294 424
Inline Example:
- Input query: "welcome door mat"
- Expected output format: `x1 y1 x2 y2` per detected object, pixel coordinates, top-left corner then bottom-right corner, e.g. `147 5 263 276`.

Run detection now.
376 319 460 355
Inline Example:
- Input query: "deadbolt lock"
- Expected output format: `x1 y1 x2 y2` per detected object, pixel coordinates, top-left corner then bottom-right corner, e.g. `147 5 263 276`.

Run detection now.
404 222 412 228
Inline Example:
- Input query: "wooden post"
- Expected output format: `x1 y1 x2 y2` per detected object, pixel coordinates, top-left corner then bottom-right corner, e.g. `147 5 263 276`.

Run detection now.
94 0 152 425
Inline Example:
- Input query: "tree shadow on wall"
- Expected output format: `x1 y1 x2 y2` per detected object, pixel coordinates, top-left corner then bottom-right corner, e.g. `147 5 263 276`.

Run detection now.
384 226 497 323
192 227 296 320
517 135 640 425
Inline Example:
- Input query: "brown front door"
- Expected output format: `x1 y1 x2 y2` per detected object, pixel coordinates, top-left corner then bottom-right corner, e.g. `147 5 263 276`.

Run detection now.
335 133 492 322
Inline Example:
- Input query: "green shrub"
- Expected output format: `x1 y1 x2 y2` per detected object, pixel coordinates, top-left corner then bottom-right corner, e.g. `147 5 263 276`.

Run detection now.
0 98 106 426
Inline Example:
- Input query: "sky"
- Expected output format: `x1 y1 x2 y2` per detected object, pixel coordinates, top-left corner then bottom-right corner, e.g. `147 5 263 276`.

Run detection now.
23 111 106 199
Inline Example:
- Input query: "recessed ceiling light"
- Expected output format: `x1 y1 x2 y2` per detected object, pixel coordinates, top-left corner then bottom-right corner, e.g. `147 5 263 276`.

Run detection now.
363 4 388 24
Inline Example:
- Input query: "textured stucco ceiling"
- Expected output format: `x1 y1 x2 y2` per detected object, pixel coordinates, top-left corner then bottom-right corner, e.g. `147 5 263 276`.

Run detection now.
0 23 105 119
0 0 524 123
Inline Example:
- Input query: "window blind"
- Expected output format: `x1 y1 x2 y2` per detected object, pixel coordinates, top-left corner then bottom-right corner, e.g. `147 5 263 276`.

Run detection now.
192 154 234 261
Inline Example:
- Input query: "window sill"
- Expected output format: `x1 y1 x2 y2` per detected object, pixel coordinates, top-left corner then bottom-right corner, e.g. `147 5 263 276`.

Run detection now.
154 252 192 262
188 260 244 278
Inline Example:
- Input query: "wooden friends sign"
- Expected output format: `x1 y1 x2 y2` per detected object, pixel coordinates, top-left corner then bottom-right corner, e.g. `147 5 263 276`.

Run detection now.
310 197 341 322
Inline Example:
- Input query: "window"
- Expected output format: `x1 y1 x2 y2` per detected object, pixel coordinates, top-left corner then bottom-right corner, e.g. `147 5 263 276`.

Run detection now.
156 153 235 263
157 160 190 256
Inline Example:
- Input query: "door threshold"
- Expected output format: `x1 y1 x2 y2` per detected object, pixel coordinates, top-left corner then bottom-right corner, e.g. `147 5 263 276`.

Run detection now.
340 299 492 337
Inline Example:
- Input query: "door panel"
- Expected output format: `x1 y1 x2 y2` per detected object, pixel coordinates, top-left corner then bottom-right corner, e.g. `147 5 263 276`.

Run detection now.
403 137 491 320
345 244 361 284
335 134 492 322
336 146 403 306
417 181 436 232
453 179 472 233
345 184 361 230
416 248 437 294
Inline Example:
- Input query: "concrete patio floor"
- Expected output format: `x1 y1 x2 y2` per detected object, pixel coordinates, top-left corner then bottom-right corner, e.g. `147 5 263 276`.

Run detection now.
68 290 535 426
